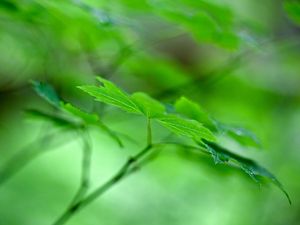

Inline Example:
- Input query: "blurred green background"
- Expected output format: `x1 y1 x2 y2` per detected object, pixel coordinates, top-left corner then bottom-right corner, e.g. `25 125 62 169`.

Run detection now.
0 0 300 225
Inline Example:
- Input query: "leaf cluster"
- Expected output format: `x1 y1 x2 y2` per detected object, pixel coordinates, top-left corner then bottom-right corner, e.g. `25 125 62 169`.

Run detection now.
28 80 122 147
79 76 290 204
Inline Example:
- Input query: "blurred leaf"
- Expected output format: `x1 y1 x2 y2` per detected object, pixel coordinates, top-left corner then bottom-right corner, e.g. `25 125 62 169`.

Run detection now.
125 54 191 90
175 96 261 148
131 92 165 118
175 96 216 130
157 114 216 142
284 1 300 25
61 103 123 147
203 141 291 204
152 0 240 48
190 0 234 28
216 123 261 148
74 0 114 26
31 81 123 147
0 0 18 11
31 81 61 108
62 103 99 124
25 109 79 128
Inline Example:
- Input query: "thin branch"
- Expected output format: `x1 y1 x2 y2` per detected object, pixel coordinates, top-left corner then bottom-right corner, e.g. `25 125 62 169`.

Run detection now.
0 128 75 186
52 144 153 225
51 140 213 225
98 121 123 148
69 130 92 206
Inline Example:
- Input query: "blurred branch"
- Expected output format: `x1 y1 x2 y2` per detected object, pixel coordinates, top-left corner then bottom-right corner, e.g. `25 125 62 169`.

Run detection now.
52 144 153 225
154 34 300 99
86 31 188 80
52 117 155 225
69 130 92 206
0 128 76 186
51 141 211 225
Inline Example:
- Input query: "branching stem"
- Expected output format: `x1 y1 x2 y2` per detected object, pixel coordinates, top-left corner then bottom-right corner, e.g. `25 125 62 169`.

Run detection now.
69 130 92 206
52 144 153 225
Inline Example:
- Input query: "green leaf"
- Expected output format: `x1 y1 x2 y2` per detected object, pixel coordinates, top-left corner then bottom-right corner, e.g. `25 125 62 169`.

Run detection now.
31 80 61 108
203 141 291 204
175 96 261 148
175 97 216 130
152 0 240 49
31 80 123 147
63 103 123 146
61 103 123 147
0 0 18 11
79 77 166 119
62 103 99 124
216 123 261 148
78 77 140 114
284 1 300 25
79 78 219 143
27 107 123 147
131 92 165 118
157 114 216 142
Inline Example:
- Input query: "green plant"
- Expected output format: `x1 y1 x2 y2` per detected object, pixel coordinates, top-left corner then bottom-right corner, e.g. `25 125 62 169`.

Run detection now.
0 76 290 225
1 0 299 224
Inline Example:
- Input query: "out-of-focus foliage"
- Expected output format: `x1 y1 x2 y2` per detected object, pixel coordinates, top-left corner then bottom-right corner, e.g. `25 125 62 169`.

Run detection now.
284 1 300 25
0 0 251 91
0 0 300 225
174 97 261 148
